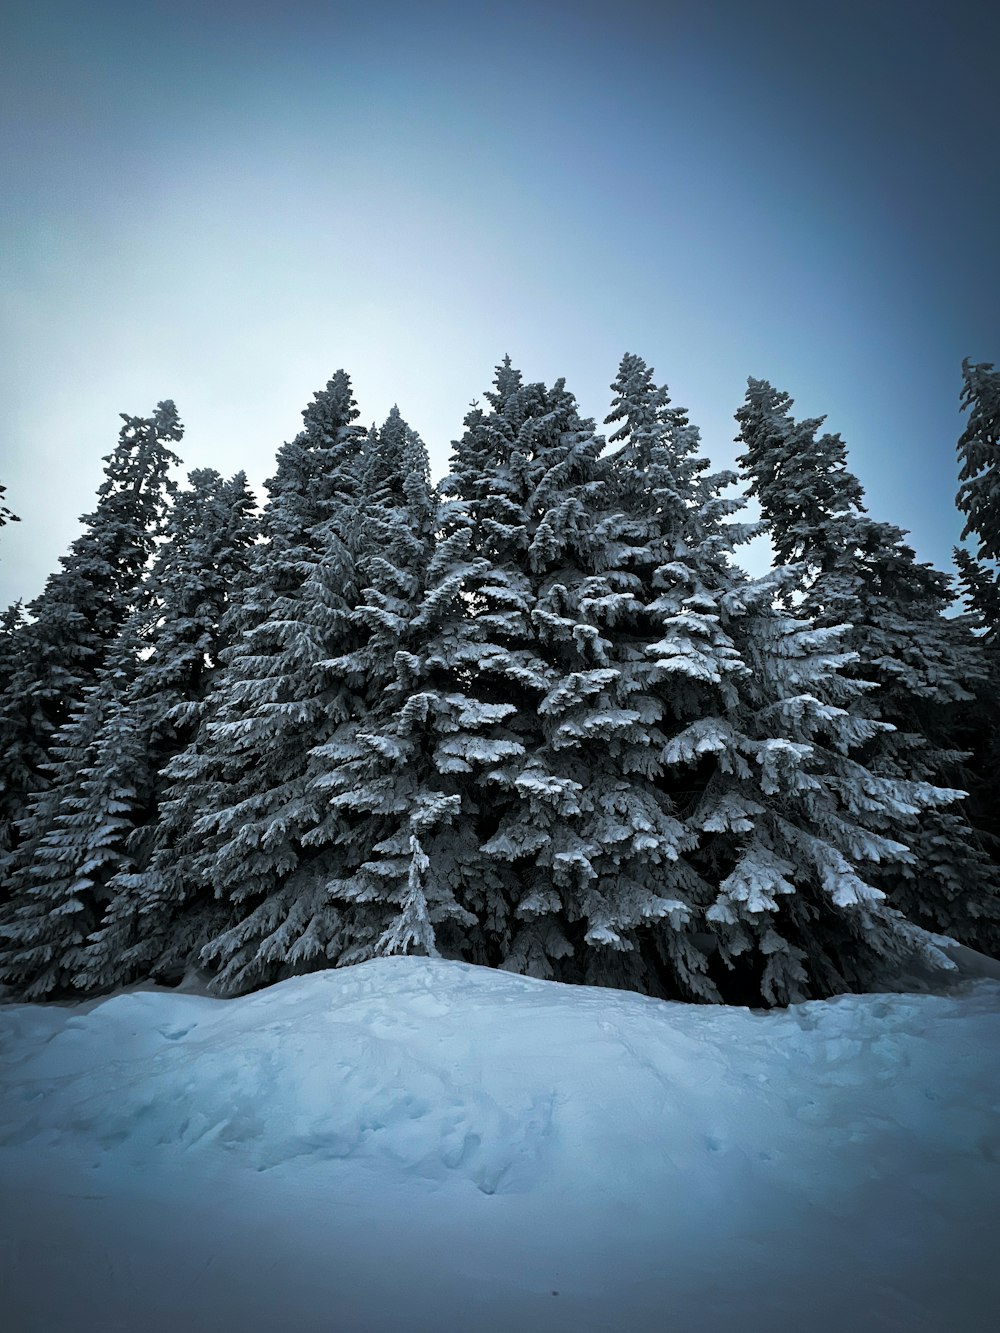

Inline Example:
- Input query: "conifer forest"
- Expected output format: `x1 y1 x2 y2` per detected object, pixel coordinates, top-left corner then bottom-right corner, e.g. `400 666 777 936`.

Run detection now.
1 354 998 1007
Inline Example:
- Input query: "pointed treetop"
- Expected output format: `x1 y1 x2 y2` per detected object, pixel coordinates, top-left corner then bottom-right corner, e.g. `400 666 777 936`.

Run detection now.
361 406 431 498
484 355 524 412
152 400 184 441
301 370 360 438
736 378 867 564
606 353 671 449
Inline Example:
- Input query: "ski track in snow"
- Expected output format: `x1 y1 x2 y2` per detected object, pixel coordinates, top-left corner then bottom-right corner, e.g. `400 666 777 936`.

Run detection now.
2 955 999 1332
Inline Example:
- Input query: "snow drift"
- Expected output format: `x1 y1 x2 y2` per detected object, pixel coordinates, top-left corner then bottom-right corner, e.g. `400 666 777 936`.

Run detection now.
2 954 999 1331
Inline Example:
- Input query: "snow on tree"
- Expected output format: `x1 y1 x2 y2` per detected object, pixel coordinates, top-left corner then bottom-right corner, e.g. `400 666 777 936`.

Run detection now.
0 603 43 885
736 378 999 953
132 374 370 995
956 359 1000 579
952 358 1000 904
0 403 182 898
68 470 259 993
0 470 259 997
403 363 605 975
310 407 476 961
312 356 960 1004
0 637 147 998
510 353 954 1003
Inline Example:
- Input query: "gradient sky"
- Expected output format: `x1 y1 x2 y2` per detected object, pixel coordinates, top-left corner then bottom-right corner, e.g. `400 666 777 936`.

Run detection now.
1 0 997 607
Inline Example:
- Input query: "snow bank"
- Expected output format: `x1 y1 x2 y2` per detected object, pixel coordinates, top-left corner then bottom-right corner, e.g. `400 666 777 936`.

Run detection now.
2 956 999 1331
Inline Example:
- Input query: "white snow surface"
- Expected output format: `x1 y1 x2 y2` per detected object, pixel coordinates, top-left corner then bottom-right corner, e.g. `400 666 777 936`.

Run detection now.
2 951 1000 1332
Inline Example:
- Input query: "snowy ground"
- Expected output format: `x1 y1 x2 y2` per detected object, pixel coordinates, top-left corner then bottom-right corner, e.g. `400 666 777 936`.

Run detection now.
2 952 999 1333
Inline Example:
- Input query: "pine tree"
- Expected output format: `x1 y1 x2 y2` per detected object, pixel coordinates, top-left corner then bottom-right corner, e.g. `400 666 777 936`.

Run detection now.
0 470 259 997
563 354 960 1002
70 470 259 992
736 378 999 953
312 407 474 961
395 362 609 976
953 358 1000 900
955 358 1000 635
0 639 146 997
130 373 369 995
0 403 182 886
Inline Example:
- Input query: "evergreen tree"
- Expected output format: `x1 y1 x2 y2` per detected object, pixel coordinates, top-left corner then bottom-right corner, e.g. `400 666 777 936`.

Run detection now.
953 358 1000 892
70 470 259 992
313 407 474 961
378 361 609 975
0 638 146 997
127 373 369 995
0 403 182 885
736 378 999 952
955 358 1000 635
0 470 258 997
566 355 960 1001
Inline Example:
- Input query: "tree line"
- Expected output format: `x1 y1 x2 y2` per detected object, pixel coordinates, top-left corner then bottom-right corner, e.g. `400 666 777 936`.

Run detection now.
0 355 997 1005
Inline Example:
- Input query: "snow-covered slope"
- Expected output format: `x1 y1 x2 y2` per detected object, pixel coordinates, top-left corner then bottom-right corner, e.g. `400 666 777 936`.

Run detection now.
2 956 999 1332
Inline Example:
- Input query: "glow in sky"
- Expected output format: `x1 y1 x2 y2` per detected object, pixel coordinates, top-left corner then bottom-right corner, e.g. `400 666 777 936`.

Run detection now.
2 0 997 607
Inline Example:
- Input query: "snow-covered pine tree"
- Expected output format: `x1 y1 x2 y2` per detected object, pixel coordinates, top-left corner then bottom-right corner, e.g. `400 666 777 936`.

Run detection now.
464 364 673 983
0 402 182 897
0 635 147 997
67 470 259 993
736 378 999 953
319 360 593 975
135 373 369 995
558 354 960 1002
0 604 40 883
400 362 610 975
309 407 477 959
0 469 258 998
955 358 1000 634
953 357 1000 898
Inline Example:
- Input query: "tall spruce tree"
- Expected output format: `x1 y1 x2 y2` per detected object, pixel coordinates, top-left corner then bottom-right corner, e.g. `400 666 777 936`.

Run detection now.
0 635 147 997
72 470 259 993
125 373 370 995
736 378 999 952
955 358 1000 634
953 358 1000 893
309 407 467 960
0 469 258 997
0 403 182 888
570 354 960 1001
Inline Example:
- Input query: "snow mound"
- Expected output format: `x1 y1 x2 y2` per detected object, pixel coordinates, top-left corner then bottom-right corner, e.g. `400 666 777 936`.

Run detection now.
2 956 1000 1331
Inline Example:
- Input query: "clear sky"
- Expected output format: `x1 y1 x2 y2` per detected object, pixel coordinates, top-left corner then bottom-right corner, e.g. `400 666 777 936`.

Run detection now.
1 0 997 607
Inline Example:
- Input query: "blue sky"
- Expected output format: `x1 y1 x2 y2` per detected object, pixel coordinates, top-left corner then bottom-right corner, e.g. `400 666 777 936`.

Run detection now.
1 0 997 606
